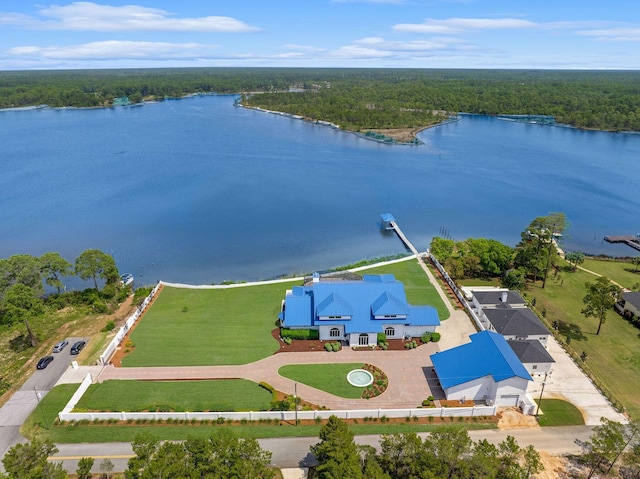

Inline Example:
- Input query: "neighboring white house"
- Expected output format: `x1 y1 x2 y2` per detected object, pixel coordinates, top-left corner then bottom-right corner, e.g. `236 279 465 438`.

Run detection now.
279 274 440 347
617 291 640 319
482 308 551 347
430 330 533 407
507 339 555 376
470 289 527 311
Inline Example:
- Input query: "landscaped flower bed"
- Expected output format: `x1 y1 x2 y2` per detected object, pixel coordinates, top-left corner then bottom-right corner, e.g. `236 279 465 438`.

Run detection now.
361 364 389 399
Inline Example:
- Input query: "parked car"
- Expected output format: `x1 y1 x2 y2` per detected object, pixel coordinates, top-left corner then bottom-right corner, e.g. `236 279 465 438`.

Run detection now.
52 340 69 353
36 356 54 369
70 341 86 355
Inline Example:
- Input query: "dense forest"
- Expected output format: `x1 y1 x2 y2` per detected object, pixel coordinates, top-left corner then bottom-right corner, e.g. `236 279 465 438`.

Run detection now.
2 68 640 132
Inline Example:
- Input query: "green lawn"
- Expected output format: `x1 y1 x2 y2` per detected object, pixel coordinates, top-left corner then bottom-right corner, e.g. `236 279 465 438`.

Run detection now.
526 269 640 419
22 385 496 443
534 399 585 427
278 363 365 399
581 258 640 290
123 283 297 366
362 259 451 320
75 380 272 412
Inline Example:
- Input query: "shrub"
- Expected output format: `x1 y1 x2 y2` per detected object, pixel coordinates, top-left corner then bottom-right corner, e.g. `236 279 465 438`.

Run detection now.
430 332 441 342
325 342 333 352
377 333 387 343
101 320 116 332
422 399 431 406
181 306 188 313
314 416 322 424
333 342 341 351
411 340 417 348
216 417 225 424
421 332 432 343
428 395 434 402
281 329 319 340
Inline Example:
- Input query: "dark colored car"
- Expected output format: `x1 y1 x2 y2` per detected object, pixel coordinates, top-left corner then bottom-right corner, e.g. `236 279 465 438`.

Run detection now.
36 356 54 369
70 341 86 355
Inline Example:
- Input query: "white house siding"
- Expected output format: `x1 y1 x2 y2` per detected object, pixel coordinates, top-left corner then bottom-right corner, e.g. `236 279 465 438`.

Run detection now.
522 361 553 376
445 376 493 402
381 324 404 339
319 325 344 341
348 332 376 348
494 377 530 406
405 325 437 337
625 302 640 317
444 376 529 406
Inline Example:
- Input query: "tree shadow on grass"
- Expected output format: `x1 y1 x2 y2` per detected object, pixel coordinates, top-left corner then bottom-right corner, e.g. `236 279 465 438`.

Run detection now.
9 333 33 353
553 320 587 342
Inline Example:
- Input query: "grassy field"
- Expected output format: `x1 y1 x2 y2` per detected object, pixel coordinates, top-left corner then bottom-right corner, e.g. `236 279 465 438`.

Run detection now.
526 266 640 419
75 380 272 412
581 258 640 289
535 399 585 427
362 259 451 320
123 282 298 366
22 385 496 443
278 363 365 399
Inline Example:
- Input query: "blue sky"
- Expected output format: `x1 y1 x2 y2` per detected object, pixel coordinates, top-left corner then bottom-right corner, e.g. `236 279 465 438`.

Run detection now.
1 0 640 70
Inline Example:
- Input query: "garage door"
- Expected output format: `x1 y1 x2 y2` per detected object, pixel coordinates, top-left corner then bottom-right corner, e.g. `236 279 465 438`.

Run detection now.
497 395 519 407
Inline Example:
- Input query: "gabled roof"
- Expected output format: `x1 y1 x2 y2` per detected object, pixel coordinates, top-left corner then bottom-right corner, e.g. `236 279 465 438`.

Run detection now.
430 331 532 390
281 274 440 334
483 308 550 337
371 292 408 316
507 340 555 364
623 291 640 309
316 292 353 317
473 290 526 306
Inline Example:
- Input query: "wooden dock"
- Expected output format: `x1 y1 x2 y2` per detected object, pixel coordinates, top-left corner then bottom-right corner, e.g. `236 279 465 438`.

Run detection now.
388 221 420 256
604 235 640 252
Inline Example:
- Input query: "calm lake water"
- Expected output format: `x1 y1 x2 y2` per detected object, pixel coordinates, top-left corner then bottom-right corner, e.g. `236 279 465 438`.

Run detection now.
1 95 639 285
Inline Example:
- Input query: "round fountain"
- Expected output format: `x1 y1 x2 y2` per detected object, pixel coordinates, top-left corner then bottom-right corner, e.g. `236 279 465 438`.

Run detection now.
347 369 374 387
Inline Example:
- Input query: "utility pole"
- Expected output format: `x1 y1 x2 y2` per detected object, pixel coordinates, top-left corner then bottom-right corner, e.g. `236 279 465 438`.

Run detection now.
34 387 49 429
535 372 548 418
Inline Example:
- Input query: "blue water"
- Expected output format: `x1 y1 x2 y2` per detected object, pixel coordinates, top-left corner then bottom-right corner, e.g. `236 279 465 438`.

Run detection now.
1 95 638 285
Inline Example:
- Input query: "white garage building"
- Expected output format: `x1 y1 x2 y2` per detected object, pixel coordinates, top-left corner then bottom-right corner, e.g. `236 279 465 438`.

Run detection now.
430 330 532 407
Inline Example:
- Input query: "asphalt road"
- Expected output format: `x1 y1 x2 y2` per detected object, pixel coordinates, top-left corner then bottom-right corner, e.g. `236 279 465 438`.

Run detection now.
0 336 88 471
50 426 595 474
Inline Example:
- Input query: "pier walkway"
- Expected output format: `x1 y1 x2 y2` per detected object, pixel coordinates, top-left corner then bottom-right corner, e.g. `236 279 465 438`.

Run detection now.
604 235 640 253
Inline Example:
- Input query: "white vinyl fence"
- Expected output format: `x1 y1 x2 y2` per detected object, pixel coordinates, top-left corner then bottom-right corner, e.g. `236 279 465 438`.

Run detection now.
59 405 497 422
428 253 485 331
98 282 162 365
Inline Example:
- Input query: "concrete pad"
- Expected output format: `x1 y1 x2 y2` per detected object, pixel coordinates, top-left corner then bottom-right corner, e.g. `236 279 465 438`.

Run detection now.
280 468 308 479
528 336 627 425
56 365 103 386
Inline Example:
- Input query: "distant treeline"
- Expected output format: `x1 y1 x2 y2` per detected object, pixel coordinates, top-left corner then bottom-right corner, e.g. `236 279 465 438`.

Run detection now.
2 68 640 132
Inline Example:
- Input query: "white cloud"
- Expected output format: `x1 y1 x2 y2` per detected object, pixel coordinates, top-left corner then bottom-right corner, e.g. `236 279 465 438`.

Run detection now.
8 40 215 60
394 17 538 34
578 27 640 42
0 2 259 32
330 35 475 60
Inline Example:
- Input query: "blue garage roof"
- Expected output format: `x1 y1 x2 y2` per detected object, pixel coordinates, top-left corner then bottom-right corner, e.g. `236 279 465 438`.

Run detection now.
281 274 440 334
430 331 532 389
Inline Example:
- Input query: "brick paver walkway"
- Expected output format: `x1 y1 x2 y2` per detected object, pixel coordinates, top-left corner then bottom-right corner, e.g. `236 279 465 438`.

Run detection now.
98 343 441 409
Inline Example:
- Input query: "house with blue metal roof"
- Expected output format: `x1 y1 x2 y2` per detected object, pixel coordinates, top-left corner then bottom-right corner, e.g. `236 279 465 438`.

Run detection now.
279 274 440 347
430 330 532 407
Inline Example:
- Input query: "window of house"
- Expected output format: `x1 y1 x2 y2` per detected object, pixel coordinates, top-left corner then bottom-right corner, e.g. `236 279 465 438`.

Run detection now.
532 365 538 369
385 327 395 337
330 328 340 337
358 334 369 346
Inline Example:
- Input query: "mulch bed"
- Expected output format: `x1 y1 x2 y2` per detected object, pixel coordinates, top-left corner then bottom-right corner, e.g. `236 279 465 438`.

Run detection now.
271 328 427 353
110 284 164 367
426 257 465 310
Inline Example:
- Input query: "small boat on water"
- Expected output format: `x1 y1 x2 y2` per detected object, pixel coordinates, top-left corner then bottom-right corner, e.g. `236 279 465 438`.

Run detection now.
120 273 134 286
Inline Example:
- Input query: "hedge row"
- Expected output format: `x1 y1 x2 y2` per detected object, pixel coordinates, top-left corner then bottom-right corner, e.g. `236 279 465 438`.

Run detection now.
280 329 320 340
